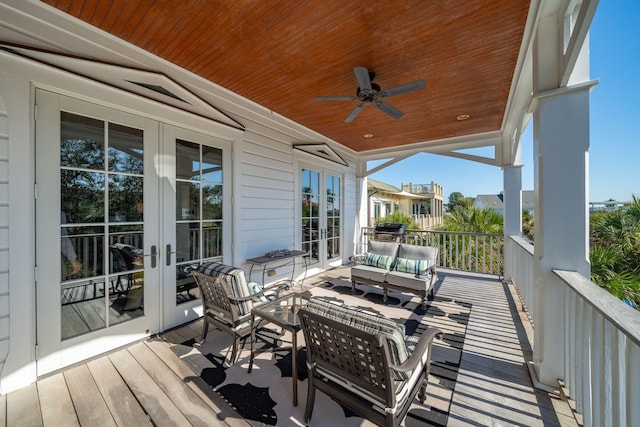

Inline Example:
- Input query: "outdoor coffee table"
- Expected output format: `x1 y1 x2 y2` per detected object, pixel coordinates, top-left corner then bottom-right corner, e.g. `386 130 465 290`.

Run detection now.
247 292 308 406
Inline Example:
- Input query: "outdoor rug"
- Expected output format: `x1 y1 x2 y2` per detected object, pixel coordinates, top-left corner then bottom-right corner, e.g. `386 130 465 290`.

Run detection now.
169 278 471 426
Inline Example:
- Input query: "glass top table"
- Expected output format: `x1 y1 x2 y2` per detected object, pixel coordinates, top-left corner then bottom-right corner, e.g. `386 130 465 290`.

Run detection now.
247 293 308 406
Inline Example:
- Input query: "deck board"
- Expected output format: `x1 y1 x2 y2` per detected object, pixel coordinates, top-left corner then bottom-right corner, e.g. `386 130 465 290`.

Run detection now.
143 338 248 427
6 383 43 427
37 373 79 427
64 364 116 426
128 341 219 427
86 356 151 426
108 348 191 427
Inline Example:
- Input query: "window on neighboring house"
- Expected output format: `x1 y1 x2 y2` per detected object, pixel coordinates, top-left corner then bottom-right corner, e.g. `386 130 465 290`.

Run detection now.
374 202 381 218
385 203 392 217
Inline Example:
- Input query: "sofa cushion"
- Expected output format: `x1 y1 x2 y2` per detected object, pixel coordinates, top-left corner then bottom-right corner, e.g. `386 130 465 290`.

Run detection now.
393 257 430 276
385 270 431 292
364 252 394 270
397 244 438 267
351 264 389 283
367 239 400 258
197 262 253 316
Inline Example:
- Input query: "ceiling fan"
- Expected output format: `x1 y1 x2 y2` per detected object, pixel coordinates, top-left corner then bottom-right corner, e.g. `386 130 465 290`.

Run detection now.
316 66 426 123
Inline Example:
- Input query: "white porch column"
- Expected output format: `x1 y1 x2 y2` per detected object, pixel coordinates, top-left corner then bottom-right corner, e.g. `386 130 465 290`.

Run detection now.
503 165 522 283
503 165 523 237
533 83 593 387
531 9 596 388
354 172 368 255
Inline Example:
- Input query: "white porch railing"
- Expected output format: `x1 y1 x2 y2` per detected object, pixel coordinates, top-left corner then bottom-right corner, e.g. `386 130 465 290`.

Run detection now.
505 235 536 321
505 234 640 426
553 269 640 427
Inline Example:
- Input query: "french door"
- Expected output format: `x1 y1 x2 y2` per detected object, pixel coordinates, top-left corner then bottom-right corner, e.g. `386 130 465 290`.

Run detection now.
160 125 231 328
300 164 343 273
35 90 230 375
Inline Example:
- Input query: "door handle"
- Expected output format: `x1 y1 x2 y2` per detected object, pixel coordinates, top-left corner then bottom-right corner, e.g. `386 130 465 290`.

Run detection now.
166 244 176 266
145 245 158 268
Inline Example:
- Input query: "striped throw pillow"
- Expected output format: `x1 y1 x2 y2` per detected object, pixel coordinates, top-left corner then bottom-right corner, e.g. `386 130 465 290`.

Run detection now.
364 252 394 270
394 257 430 276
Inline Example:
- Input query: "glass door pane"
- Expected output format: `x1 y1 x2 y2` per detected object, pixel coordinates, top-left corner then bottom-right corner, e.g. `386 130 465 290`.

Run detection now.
326 174 341 261
59 112 146 339
301 169 320 266
300 166 342 271
174 139 223 305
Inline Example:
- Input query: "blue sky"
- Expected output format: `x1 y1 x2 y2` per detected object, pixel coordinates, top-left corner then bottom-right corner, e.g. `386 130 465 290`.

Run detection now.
370 1 639 203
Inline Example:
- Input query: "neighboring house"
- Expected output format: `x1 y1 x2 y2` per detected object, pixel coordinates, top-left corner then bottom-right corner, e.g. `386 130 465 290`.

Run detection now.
368 179 444 228
474 191 535 215
589 200 631 212
0 0 604 403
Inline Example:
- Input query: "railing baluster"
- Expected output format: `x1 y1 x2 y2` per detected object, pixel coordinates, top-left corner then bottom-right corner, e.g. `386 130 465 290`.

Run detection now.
575 296 585 415
582 304 592 424
615 332 627 426
629 342 640 423
474 234 478 272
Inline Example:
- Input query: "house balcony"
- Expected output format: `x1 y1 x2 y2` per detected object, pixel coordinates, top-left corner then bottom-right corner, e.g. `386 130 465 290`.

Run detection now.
5 232 636 426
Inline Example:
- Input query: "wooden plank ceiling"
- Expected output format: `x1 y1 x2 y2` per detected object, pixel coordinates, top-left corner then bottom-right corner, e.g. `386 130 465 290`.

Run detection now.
42 0 530 153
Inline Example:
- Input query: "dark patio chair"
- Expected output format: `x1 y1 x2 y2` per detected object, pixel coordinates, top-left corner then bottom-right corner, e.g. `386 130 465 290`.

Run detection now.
190 262 288 365
298 297 442 427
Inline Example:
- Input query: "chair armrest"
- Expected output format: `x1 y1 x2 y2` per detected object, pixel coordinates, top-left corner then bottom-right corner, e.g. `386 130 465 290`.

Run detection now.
349 253 367 263
390 327 443 374
226 281 289 303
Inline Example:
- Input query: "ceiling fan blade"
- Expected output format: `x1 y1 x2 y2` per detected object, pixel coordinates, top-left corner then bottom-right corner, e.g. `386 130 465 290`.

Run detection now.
353 66 372 92
379 80 426 97
345 103 366 122
375 101 404 119
316 96 357 101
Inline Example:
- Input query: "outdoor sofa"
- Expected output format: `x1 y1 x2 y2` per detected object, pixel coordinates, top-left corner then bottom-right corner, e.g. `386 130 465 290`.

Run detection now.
351 240 438 309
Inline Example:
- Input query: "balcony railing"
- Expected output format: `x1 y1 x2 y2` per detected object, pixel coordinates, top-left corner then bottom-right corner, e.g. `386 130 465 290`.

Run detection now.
359 227 503 276
505 235 640 426
358 229 640 425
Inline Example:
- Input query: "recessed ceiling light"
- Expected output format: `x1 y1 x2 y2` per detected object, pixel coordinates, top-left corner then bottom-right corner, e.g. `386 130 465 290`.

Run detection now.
456 114 470 121
363 133 374 139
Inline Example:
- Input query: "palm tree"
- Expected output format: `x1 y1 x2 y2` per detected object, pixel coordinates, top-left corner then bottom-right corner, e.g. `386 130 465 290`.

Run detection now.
441 205 503 233
590 195 640 309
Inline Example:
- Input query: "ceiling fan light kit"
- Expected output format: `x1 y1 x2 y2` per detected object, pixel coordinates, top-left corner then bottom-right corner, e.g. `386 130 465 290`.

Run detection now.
316 66 425 122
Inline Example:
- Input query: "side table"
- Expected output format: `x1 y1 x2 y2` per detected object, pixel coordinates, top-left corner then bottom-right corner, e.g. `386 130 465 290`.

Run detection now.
247 293 308 406
246 250 308 289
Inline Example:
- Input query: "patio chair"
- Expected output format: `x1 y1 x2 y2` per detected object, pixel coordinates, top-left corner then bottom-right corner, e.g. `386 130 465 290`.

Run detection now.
297 297 442 427
190 262 288 365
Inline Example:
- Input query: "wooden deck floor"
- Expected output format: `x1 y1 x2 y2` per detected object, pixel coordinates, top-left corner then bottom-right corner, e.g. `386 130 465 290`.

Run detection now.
2 267 579 426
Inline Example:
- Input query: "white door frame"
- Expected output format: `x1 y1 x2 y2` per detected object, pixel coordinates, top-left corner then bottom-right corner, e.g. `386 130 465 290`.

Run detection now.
35 89 161 375
34 91 236 375
298 160 344 275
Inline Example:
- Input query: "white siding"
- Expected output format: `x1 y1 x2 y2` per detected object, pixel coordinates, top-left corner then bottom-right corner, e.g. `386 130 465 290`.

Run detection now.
236 131 296 259
0 95 9 376
0 101 6 384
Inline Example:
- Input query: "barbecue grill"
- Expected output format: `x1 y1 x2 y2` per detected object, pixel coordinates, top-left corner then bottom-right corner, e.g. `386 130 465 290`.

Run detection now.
373 222 407 242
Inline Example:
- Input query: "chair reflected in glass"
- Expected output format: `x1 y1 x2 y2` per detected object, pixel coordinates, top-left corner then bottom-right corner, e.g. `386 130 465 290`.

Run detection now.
109 243 144 314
